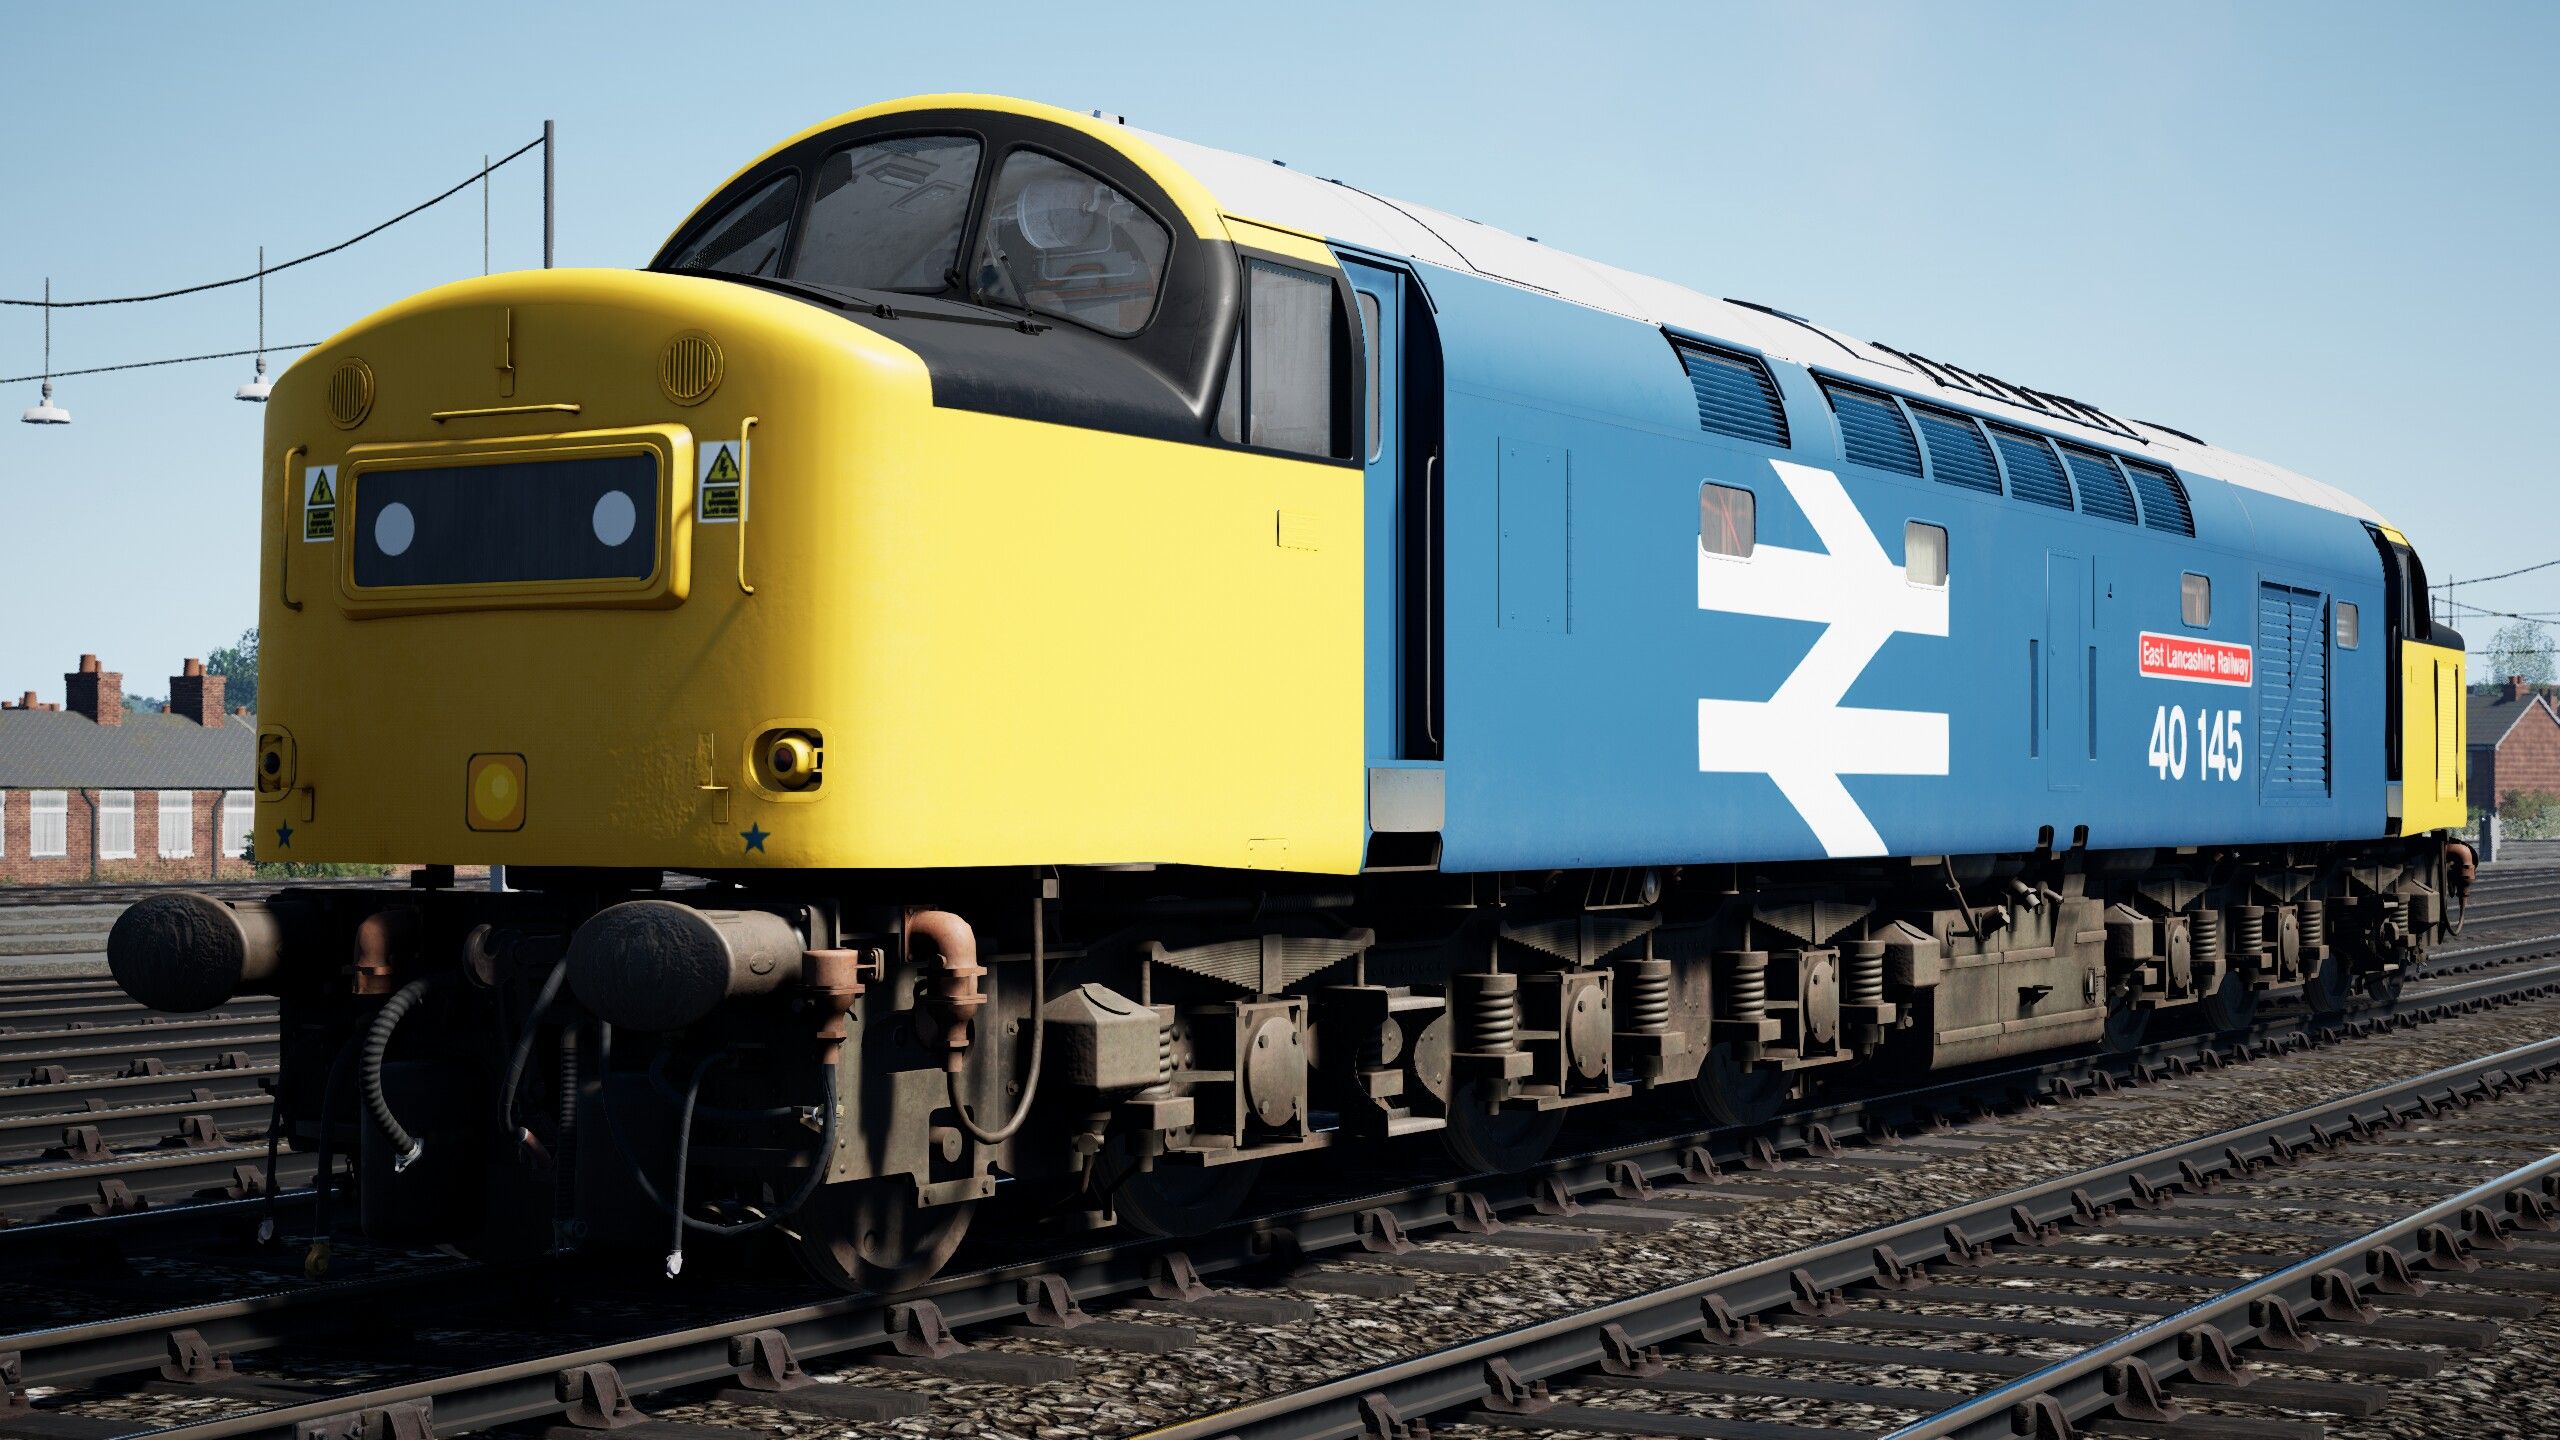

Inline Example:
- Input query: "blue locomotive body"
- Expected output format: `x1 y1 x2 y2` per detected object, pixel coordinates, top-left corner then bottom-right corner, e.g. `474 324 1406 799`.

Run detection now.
1397 262 2388 873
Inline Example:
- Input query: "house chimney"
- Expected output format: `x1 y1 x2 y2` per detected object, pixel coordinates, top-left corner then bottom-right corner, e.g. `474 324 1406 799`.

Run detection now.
2510 675 2533 703
168 657 226 726
64 655 122 726
6 691 33 710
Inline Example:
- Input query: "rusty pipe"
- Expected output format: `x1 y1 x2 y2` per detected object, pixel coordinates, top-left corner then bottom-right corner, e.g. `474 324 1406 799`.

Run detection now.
907 908 986 1074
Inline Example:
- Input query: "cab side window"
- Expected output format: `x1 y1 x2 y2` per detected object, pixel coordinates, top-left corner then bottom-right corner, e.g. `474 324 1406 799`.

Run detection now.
666 174 800 278
972 150 1170 336
1216 260 1345 458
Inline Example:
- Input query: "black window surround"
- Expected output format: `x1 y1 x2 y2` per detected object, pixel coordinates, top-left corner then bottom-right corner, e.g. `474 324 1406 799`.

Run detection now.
652 109 1359 463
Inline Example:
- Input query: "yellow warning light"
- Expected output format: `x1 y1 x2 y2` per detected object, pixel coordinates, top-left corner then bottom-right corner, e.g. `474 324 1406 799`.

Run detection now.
465 753 527 832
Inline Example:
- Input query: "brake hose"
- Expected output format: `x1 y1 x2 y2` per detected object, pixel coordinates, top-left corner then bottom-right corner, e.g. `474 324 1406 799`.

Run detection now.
947 888 1047 1145
362 975 439 1173
593 1022 837 1255
497 955 574 1152
303 1030 365 1276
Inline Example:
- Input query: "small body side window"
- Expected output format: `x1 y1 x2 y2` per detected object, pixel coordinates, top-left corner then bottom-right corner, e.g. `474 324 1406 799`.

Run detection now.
1700 483 1755 558
2337 601 2360 649
1905 521 1947 586
2181 572 2212 627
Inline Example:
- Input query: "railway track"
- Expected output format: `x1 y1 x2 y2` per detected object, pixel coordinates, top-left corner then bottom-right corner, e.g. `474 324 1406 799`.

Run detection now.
4 954 2553 1440
1158 1032 2560 1440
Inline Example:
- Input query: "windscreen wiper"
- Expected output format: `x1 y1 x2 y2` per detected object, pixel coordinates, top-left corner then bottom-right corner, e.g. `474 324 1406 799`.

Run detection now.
662 267 1049 334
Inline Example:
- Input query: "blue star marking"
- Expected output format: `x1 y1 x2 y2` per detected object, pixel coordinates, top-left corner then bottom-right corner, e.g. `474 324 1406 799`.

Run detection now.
740 823 769 854
273 821 294 848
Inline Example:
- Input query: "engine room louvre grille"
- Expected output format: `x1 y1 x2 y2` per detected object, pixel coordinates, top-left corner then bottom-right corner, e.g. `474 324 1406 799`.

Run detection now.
2257 582 2332 800
1674 341 1790 448
2063 445 2141 525
1909 404 2001 494
2123 459 2195 536
1990 426 2074 511
1821 380 1922 475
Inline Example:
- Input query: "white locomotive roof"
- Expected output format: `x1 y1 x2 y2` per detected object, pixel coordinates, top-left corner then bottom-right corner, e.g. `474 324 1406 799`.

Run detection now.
1132 124 2381 525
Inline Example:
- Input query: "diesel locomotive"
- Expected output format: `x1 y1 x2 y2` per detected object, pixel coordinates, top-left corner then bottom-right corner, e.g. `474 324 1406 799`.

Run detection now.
110 94 2473 1289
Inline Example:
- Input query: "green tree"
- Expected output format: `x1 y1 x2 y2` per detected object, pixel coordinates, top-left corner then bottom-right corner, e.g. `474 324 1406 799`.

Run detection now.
206 628 258 714
2503 790 2560 840
2487 620 2554 688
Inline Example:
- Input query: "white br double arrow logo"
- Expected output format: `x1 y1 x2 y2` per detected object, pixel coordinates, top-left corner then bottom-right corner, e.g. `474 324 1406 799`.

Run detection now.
1697 459 1950 858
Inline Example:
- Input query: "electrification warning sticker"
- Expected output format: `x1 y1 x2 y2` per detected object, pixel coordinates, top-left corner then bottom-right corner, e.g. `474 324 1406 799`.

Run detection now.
2137 631 2252 687
302 466 338 542
696 441 746 524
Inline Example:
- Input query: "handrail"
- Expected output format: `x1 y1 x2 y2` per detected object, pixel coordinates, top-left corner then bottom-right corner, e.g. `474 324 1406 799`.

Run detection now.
735 416 758 596
277 444 306 612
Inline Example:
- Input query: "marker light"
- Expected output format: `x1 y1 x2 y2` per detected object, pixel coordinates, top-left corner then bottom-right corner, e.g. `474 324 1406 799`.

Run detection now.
757 730 822 792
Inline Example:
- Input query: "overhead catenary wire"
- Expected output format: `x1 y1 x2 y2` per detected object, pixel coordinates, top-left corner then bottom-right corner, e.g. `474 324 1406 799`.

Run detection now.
2436 557 2560 590
3 343 318 386
2442 598 2560 626
2 134 545 310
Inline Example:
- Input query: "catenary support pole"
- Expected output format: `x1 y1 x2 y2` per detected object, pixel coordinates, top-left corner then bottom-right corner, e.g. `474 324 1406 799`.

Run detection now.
542 120 556 269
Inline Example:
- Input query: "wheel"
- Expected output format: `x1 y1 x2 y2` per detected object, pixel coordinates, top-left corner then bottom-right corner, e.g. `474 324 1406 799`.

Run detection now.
2200 963 2258 1033
2302 951 2355 1017
2360 965 2406 1010
1110 1157 1258 1237
1684 1042 1789 1128
2100 990 2153 1053
789 1180 974 1293
1442 1079 1565 1174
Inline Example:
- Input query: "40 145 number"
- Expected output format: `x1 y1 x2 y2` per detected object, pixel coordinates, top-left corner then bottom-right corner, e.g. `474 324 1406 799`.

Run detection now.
2148 705 2246 782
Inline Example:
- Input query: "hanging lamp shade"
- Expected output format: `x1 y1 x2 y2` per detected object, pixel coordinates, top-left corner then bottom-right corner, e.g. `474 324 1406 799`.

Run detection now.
21 380 69 425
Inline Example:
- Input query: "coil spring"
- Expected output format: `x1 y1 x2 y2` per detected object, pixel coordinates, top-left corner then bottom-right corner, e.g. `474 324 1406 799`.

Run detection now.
2231 907 2266 958
1843 944 1885 1008
2190 909 2223 961
1717 951 1768 1022
1622 960 1673 1033
1156 1012 1175 1087
1465 975 1520 1053
2299 901 2327 949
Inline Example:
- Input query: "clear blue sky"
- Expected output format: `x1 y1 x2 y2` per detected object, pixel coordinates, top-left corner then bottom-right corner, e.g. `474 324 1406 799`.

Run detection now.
4 2 2555 699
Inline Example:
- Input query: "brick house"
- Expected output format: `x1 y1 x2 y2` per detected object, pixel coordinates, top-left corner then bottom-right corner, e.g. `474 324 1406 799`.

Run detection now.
0 656 258 885
2469 675 2560 816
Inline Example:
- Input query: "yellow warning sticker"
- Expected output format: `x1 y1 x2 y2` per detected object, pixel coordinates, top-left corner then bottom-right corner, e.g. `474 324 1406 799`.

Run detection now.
696 441 747 524
302 465 339 543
